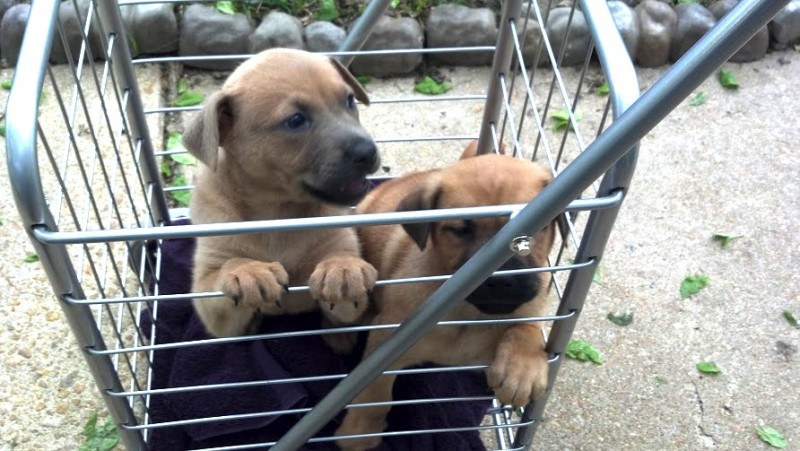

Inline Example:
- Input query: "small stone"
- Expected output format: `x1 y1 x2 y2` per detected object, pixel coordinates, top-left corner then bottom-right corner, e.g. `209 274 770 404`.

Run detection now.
769 0 800 50
0 3 30 66
350 16 423 77
49 0 105 65
607 1 639 59
708 0 768 62
121 3 179 56
249 11 304 53
17 347 31 359
74 383 85 394
179 4 253 70
60 370 79 388
636 0 677 67
671 4 717 62
47 311 60 321
546 7 592 67
426 4 497 66
304 21 346 53
55 403 68 415
36 402 45 411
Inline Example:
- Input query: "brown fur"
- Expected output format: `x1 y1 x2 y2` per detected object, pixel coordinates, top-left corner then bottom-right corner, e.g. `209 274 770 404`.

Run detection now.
335 150 555 450
185 49 379 353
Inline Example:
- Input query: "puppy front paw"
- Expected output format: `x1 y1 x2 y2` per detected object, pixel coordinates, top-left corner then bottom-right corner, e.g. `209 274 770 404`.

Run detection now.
335 411 386 451
309 256 377 324
487 346 549 407
220 261 289 314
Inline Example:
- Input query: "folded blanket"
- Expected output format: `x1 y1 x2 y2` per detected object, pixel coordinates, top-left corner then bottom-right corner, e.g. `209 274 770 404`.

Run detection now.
140 220 492 450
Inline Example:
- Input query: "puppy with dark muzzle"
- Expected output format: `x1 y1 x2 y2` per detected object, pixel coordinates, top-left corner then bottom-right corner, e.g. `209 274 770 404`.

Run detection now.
335 148 556 450
184 49 379 353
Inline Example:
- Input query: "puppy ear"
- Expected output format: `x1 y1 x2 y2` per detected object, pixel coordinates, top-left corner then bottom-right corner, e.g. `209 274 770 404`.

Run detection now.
329 57 370 106
397 182 442 250
183 92 234 171
459 140 507 159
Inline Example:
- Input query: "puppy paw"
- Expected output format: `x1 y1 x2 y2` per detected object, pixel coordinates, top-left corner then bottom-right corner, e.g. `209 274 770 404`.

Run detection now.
335 412 386 451
487 346 549 407
309 256 377 323
220 261 289 314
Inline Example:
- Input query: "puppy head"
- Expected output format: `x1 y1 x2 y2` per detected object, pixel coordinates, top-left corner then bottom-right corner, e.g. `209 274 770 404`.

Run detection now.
183 48 379 206
398 155 556 314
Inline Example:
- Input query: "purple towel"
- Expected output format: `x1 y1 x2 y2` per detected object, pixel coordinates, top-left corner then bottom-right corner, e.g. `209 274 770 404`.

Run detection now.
140 220 491 450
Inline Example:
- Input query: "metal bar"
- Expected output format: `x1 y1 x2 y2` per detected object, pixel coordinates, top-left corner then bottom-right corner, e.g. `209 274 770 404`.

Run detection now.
31 192 624 244
476 0 524 155
94 1 170 227
335 0 393 66
274 0 786 447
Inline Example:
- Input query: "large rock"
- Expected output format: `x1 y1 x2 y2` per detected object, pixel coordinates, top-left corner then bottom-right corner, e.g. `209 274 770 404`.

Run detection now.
179 4 252 70
1 4 30 66
768 0 800 50
249 11 304 53
426 4 497 66
671 3 716 62
0 0 14 22
121 3 178 56
49 0 106 64
607 1 639 59
516 4 545 68
304 21 346 53
708 0 768 62
546 7 592 67
635 0 676 67
349 15 423 77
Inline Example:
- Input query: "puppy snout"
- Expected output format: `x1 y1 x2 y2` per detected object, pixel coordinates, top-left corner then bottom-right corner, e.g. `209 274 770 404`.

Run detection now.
466 257 540 315
345 137 379 173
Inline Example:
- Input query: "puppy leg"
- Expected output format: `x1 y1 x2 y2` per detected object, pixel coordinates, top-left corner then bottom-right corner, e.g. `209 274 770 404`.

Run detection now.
193 257 289 337
310 252 377 353
335 329 401 451
487 324 549 407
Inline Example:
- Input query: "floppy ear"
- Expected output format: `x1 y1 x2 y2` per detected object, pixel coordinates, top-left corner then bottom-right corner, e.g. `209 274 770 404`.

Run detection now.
397 182 442 250
182 92 234 171
329 57 370 106
459 140 507 160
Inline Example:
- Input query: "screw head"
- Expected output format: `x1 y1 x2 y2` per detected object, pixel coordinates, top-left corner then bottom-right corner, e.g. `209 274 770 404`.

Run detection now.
510 236 534 256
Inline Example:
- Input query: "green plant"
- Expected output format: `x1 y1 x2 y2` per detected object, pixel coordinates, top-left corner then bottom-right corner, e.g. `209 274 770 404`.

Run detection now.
607 312 633 326
551 108 582 131
1 80 12 90
756 426 788 449
414 76 451 95
680 275 709 299
169 174 192 207
696 361 721 374
688 91 707 106
23 253 39 263
718 69 739 89
314 0 339 21
712 233 741 248
80 412 119 451
173 80 205 107
595 81 609 96
783 311 799 329
566 339 603 364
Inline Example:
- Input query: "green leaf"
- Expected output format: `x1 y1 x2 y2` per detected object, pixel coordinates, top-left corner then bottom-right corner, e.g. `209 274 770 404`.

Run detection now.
566 339 604 364
414 76 451 95
215 1 237 14
390 0 400 8
655 376 668 385
783 310 799 329
696 361 721 374
177 79 188 94
592 265 602 284
1 80 12 90
607 312 633 327
680 274 709 299
169 174 192 207
0 122 5 137
756 426 788 449
356 75 373 85
24 253 39 263
595 81 609 96
718 69 739 89
315 0 340 21
173 90 205 107
688 91 707 106
160 162 172 178
170 153 197 166
165 132 197 165
82 412 98 440
551 108 583 131
166 131 184 151
712 233 741 249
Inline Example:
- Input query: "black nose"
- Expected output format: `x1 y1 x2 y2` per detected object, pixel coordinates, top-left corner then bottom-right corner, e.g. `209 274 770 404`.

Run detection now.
466 257 540 315
345 136 379 173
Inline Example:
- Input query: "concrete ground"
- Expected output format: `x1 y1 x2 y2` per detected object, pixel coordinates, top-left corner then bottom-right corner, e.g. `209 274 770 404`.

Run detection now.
1 49 798 450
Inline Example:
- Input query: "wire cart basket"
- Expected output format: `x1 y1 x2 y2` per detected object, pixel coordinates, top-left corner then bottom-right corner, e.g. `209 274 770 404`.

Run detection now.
5 0 784 449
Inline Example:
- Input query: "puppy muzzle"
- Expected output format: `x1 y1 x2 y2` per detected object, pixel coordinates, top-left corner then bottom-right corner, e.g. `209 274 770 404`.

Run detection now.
465 256 541 315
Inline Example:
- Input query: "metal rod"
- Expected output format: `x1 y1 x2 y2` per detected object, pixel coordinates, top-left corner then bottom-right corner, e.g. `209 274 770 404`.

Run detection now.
336 0 393 66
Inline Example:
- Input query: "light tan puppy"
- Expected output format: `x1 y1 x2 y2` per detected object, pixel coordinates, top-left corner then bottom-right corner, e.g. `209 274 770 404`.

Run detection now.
184 49 379 352
335 151 555 450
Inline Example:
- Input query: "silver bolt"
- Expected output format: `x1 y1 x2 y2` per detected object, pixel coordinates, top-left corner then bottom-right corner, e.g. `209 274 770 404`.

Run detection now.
510 236 534 256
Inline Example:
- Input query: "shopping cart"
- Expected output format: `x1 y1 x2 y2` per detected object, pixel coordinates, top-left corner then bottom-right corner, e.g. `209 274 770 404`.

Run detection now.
5 0 785 449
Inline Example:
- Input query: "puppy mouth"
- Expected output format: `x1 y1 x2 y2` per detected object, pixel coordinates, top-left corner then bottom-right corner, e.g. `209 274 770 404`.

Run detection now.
303 176 371 206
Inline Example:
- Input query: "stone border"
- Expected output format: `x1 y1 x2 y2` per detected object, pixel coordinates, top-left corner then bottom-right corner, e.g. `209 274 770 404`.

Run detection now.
0 1 798 76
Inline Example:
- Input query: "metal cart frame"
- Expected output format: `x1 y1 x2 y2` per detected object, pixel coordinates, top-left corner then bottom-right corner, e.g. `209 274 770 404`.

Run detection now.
5 0 786 449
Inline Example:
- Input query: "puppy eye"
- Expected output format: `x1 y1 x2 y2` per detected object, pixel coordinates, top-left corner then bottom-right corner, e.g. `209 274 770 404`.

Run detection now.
442 221 474 238
346 94 356 110
284 113 308 130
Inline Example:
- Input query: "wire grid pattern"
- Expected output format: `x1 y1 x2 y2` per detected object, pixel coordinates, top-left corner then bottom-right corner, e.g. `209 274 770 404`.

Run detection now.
15 0 634 449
